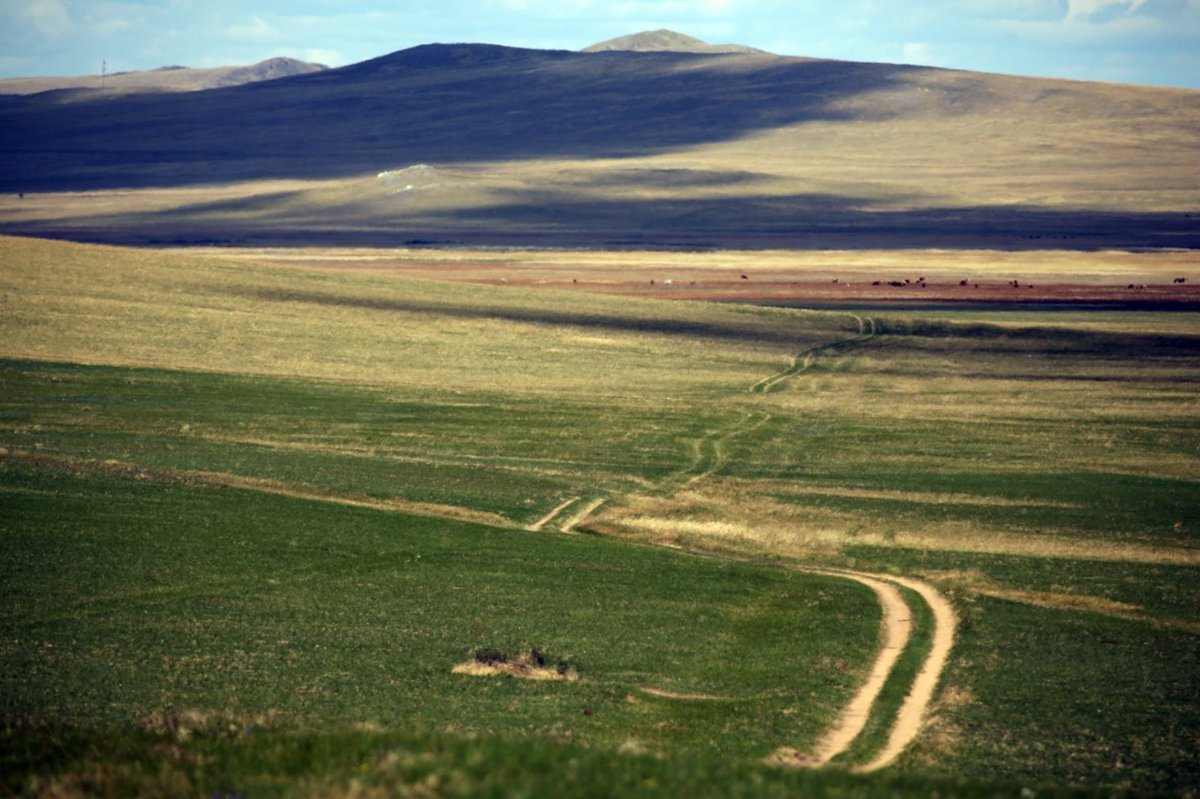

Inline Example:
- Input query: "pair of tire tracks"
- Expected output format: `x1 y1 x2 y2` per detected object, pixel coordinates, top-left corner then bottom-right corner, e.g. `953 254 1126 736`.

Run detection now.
536 315 875 529
524 313 949 771
646 313 955 771
791 568 957 772
527 495 606 533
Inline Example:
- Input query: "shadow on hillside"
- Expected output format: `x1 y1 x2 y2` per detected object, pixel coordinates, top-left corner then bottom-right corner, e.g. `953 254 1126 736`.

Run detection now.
239 287 818 346
6 188 1192 251
0 46 922 192
432 191 1200 250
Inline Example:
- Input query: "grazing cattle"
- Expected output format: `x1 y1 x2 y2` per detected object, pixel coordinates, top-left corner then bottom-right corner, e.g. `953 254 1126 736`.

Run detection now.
960 279 968 286
1175 277 1188 284
872 280 882 286
740 274 749 280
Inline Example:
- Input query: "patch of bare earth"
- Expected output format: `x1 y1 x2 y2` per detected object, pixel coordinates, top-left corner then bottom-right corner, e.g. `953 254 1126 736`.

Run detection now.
638 687 732 701
452 649 578 682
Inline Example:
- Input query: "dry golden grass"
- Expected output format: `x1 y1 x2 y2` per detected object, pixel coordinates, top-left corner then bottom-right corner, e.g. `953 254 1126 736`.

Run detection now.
0 235 812 397
595 482 1200 567
920 569 1200 633
768 483 1080 509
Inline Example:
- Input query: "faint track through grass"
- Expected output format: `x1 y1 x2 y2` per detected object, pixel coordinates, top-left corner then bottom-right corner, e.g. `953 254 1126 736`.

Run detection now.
749 314 875 394
527 496 581 531
561 497 607 532
654 411 772 496
0 450 518 529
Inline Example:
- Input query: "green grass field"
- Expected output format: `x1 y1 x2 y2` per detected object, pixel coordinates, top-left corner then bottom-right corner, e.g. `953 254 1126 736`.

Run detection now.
1 235 1198 796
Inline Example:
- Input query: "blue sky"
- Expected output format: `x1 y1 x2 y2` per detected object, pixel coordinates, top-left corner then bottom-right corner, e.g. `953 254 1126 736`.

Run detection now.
2 0 1198 88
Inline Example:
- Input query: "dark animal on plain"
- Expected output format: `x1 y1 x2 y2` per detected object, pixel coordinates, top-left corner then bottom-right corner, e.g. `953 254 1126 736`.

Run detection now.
1174 277 1187 284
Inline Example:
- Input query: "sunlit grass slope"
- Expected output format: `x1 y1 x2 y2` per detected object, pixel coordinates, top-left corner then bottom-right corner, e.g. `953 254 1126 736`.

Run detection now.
0 235 845 396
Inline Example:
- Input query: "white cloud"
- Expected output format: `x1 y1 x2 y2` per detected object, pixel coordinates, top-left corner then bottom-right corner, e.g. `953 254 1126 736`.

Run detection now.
14 0 71 38
993 0 1198 41
901 41 933 63
303 48 343 66
226 15 280 41
1065 0 1194 21
92 17 132 35
959 0 1068 19
493 0 735 17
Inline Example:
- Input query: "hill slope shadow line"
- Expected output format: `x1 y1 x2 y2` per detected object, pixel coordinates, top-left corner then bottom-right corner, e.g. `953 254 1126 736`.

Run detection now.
0 46 920 191
239 287 807 345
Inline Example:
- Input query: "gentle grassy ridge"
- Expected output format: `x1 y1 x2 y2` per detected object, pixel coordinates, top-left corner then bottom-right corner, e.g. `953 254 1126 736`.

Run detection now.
0 358 721 525
1 722 1119 799
0 460 879 761
0 235 849 398
938 596 1199 792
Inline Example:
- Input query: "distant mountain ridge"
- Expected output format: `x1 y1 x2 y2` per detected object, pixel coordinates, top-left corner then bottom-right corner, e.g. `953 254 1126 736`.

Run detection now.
583 29 768 54
0 57 327 96
0 34 1196 251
